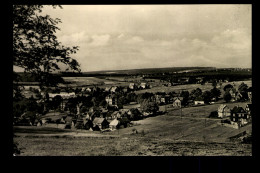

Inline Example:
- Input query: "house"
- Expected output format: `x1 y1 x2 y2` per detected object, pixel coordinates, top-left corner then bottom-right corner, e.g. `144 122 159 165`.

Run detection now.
92 118 109 130
159 105 166 113
75 117 85 129
105 94 117 106
65 116 74 129
173 97 183 108
105 87 111 92
83 119 93 130
119 117 130 127
129 83 137 90
217 104 231 118
160 95 171 104
155 94 162 103
110 86 118 93
119 108 130 115
194 100 205 105
140 83 147 89
111 111 121 119
230 106 248 126
86 88 92 92
109 119 120 130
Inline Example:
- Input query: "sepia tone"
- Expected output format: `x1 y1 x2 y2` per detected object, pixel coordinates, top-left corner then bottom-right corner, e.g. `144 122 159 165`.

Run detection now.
13 5 252 156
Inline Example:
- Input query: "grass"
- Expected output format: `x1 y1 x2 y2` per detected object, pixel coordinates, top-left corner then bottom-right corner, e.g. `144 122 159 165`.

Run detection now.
13 80 252 156
14 102 252 156
135 80 252 94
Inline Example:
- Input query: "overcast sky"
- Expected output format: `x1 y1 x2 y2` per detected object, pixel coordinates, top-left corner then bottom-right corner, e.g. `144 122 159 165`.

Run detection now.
14 5 252 72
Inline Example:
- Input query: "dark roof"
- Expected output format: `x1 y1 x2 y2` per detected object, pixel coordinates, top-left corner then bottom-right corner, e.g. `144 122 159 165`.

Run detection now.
118 117 130 124
232 106 246 113
173 97 183 101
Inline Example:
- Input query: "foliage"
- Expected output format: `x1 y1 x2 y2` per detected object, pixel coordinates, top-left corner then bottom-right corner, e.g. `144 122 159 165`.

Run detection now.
180 90 189 106
137 92 155 104
190 88 202 100
202 91 213 104
210 87 221 100
13 5 80 86
140 100 159 114
223 84 233 92
51 95 63 110
223 91 232 103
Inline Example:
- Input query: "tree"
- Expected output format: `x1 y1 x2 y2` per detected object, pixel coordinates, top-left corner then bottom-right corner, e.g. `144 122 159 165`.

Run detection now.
190 88 202 100
141 100 159 114
202 91 213 104
238 82 248 93
223 91 232 103
52 95 63 110
223 84 233 92
13 5 80 86
180 90 189 106
210 87 221 101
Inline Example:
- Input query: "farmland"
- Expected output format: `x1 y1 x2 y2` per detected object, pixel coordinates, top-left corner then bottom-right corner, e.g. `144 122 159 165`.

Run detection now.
14 101 252 156
135 80 252 94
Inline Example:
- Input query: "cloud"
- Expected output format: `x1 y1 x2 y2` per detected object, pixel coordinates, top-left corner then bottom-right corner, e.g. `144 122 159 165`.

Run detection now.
89 34 111 46
212 29 251 48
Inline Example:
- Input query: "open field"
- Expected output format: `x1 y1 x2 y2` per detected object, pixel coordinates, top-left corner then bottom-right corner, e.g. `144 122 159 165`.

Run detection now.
14 101 252 156
135 80 252 94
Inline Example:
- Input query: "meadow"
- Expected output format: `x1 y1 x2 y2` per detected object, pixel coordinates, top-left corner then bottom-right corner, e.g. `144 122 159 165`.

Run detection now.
14 101 252 156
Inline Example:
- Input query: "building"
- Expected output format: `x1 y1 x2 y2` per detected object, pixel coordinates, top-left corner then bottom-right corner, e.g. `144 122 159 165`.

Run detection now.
140 83 147 89
92 117 109 130
230 106 248 126
105 87 111 92
173 97 183 108
194 100 205 105
110 86 119 93
109 119 120 130
217 104 231 118
129 83 137 90
83 119 93 130
111 111 121 119
105 94 118 106
160 95 171 104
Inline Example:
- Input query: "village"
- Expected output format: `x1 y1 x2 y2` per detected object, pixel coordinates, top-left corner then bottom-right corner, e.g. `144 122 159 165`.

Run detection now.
13 76 252 134
12 5 253 157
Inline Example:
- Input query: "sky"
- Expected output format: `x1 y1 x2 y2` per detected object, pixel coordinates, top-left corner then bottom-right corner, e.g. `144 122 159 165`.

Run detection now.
14 5 252 72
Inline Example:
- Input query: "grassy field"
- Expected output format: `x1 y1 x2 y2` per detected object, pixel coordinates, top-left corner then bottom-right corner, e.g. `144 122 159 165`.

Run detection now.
14 101 252 156
135 80 252 94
